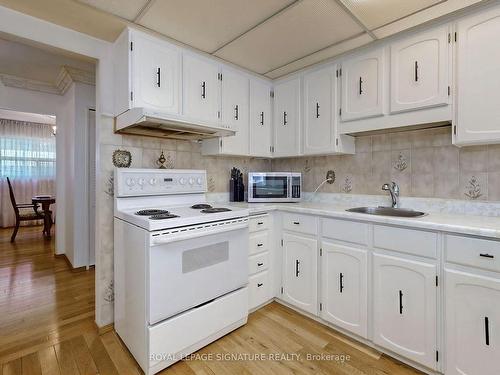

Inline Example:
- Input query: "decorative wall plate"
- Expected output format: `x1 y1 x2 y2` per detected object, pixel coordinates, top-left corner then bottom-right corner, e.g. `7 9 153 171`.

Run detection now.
112 149 132 168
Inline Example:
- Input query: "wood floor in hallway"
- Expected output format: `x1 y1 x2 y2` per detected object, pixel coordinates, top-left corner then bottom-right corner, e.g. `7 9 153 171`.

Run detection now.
0 226 423 375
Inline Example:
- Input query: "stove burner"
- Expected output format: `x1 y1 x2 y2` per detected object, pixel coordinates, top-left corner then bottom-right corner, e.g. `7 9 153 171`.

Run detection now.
201 207 232 213
135 209 170 216
149 213 180 220
191 204 212 209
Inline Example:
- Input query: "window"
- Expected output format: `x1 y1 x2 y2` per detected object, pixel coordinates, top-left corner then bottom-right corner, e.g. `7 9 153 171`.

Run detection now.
0 119 56 179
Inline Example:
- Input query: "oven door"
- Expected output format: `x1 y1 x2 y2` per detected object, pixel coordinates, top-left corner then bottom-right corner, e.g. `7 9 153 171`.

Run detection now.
148 219 248 325
249 174 290 202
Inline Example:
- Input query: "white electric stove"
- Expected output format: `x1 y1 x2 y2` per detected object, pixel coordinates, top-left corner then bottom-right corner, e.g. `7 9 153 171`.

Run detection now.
113 168 249 375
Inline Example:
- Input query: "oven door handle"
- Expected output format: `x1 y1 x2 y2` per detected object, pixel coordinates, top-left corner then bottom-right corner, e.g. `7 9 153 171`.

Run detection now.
150 220 248 246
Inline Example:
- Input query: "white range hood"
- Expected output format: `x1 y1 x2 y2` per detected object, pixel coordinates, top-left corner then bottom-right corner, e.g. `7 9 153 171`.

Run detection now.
114 108 235 140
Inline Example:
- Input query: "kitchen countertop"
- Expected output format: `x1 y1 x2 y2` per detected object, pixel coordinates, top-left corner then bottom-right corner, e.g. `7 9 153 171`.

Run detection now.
225 201 500 239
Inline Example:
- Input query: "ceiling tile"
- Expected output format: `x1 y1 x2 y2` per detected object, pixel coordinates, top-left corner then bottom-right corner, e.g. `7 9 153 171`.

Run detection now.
373 0 485 39
265 33 373 79
138 0 295 53
214 0 364 74
340 0 445 30
76 0 148 21
0 0 126 41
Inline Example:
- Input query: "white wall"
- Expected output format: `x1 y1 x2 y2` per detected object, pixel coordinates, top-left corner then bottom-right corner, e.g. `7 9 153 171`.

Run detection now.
72 82 96 267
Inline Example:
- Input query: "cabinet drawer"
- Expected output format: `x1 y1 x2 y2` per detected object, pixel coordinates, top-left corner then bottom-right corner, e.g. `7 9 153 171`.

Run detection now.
322 218 369 246
249 271 271 310
373 225 437 258
283 213 318 236
249 231 269 255
446 234 500 272
249 215 270 232
248 252 269 275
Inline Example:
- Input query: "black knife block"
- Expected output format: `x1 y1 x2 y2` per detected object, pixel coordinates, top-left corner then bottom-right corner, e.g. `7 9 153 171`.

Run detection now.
229 178 245 202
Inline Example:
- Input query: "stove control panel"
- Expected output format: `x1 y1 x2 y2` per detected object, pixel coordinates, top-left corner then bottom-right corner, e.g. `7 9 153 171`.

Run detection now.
115 168 207 197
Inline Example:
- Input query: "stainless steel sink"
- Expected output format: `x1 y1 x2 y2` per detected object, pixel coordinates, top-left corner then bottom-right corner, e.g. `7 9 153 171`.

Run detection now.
346 206 427 218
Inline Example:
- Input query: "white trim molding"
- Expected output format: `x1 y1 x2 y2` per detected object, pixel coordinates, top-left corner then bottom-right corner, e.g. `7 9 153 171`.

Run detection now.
0 65 95 96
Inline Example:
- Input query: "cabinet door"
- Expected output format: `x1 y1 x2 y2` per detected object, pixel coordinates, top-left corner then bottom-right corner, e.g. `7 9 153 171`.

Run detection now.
249 79 272 157
303 66 335 155
373 253 437 369
183 53 220 122
220 68 249 155
390 26 449 113
455 6 500 145
321 242 367 338
445 268 500 375
341 49 384 122
282 233 317 315
132 33 180 114
273 78 300 157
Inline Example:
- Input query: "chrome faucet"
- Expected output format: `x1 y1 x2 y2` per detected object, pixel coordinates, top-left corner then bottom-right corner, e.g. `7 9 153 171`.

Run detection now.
382 182 400 208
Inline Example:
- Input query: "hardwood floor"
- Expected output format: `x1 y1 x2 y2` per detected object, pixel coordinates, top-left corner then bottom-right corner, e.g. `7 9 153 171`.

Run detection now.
0 226 423 375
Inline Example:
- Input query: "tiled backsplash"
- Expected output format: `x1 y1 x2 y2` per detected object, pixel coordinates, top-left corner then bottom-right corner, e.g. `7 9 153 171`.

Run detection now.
99 126 271 194
272 126 500 202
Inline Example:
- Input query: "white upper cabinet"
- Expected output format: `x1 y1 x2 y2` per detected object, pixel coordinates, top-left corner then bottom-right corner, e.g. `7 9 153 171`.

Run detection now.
303 66 335 155
445 268 500 375
321 241 368 338
113 29 181 116
219 68 249 155
131 32 181 114
282 232 318 315
273 78 301 157
373 253 437 370
183 53 221 123
340 48 384 122
249 79 272 157
454 5 500 145
390 25 449 113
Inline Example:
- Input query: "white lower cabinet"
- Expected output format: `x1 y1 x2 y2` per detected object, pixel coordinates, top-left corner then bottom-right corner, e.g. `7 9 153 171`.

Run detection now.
249 271 271 309
282 232 318 315
445 268 500 375
248 214 272 310
321 241 368 338
373 253 437 369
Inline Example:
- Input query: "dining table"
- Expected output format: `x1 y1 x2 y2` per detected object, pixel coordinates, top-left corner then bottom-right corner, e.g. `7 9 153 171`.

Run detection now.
32 195 56 238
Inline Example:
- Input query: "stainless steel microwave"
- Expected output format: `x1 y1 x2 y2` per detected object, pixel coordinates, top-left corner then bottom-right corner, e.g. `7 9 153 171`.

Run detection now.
248 172 301 203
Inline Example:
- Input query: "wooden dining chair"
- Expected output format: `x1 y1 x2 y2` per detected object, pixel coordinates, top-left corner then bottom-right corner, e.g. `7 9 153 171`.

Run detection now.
6 177 45 242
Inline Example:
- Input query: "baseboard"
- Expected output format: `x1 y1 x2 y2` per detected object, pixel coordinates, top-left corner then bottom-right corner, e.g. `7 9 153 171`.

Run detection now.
95 322 114 335
54 254 87 272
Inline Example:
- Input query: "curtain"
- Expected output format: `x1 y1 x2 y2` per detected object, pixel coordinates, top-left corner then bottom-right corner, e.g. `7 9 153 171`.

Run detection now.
0 119 56 228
